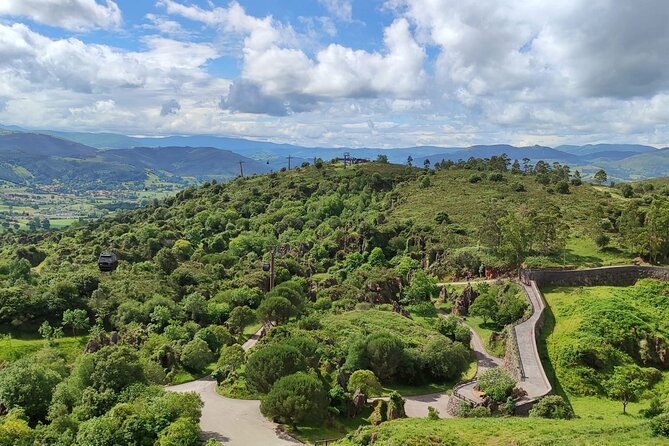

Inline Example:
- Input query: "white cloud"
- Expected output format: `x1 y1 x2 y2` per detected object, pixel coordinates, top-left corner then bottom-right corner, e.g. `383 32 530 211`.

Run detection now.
319 0 353 22
0 0 122 31
163 1 426 108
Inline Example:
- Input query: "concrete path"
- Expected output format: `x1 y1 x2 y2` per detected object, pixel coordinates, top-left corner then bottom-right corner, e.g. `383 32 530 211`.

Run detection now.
448 316 504 404
437 278 502 287
167 377 301 445
515 282 552 399
167 326 302 446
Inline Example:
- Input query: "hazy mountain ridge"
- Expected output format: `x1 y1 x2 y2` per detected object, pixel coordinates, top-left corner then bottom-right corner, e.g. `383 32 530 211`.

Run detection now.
0 125 668 182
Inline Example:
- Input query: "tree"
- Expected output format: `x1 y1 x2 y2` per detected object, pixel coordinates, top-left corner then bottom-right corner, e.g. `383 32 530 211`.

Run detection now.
476 367 516 402
156 417 200 446
423 159 431 169
62 308 89 336
181 293 207 322
347 370 382 397
0 358 62 422
498 210 532 265
367 247 386 267
423 337 470 382
365 333 404 382
468 292 498 324
376 154 389 163
216 344 246 375
594 169 608 185
606 365 650 414
407 156 413 167
245 344 307 393
226 306 255 336
154 247 178 275
90 346 146 393
256 296 295 325
403 270 438 304
260 372 328 427
38 321 63 345
180 338 214 373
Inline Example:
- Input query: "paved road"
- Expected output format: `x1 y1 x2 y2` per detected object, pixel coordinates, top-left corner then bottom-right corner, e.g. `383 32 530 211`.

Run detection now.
167 326 302 446
449 315 503 404
515 282 552 399
437 278 503 287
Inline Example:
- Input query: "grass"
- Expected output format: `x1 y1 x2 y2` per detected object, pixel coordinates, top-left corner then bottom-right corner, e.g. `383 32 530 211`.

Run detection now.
291 408 373 445
334 416 668 446
0 330 87 363
170 362 217 385
464 316 506 357
242 322 262 341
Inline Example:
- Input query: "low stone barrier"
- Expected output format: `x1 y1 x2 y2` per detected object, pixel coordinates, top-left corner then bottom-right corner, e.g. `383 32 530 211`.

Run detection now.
521 265 669 287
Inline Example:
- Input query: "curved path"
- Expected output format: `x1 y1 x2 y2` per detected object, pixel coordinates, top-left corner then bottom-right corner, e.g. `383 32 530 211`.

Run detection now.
514 282 552 399
167 327 302 446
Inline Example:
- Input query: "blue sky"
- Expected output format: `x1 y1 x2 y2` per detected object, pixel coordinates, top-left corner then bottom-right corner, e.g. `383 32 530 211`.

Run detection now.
0 1 668 148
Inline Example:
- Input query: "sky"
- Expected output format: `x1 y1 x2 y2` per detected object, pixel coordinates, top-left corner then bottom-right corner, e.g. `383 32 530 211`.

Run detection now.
0 0 668 148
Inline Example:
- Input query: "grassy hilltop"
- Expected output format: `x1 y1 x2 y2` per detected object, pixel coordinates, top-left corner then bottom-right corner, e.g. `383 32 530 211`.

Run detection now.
0 159 668 444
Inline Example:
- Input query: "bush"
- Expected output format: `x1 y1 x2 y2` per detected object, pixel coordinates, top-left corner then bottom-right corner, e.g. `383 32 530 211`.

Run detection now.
468 175 482 183
180 338 214 373
365 333 404 382
427 406 440 420
245 344 307 394
529 395 574 419
347 370 382 397
477 367 516 402
651 413 669 437
260 372 328 426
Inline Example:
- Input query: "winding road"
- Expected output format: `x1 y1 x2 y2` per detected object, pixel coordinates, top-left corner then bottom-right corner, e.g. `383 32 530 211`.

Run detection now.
167 327 302 446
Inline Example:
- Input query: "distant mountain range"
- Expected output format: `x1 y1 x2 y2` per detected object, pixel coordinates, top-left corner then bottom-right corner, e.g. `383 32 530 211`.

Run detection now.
0 124 667 184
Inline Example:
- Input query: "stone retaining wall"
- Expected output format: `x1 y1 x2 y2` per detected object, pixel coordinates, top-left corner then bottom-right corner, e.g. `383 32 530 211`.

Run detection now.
503 327 524 382
521 265 669 287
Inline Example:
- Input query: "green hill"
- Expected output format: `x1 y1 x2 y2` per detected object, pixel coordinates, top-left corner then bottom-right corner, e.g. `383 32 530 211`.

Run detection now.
1 160 669 444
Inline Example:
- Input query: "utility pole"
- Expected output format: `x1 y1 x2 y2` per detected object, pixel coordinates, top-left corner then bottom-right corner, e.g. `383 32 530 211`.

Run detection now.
239 161 245 178
287 155 293 171
269 249 276 290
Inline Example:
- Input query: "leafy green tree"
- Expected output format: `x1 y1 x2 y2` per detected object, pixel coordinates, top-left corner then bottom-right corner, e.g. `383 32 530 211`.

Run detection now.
469 292 498 324
477 367 516 402
90 346 146 393
407 156 413 167
367 247 386 267
245 344 307 394
260 372 328 427
347 370 382 396
498 210 532 265
0 410 34 446
75 414 120 446
217 344 246 375
423 337 470 381
403 270 438 304
181 292 207 322
62 308 89 336
376 154 389 163
606 365 651 414
156 417 200 446
180 338 214 373
154 247 178 275
365 333 404 382
0 358 62 422
594 169 608 185
256 296 295 325
226 306 256 336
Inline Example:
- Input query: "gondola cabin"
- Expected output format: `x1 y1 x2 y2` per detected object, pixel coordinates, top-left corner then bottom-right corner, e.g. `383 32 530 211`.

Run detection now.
98 252 118 272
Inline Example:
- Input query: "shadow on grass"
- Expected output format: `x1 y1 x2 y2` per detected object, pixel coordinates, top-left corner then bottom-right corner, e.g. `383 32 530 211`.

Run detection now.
537 300 575 414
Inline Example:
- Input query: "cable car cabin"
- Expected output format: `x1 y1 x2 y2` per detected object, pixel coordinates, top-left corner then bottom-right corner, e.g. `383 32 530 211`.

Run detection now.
98 253 118 272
